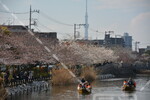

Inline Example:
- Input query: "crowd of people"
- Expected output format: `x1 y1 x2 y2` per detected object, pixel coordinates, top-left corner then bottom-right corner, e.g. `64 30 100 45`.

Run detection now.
1 70 34 86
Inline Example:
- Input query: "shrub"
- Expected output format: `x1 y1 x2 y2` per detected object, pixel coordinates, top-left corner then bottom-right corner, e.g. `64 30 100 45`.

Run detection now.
0 77 3 87
80 66 96 82
0 76 7 100
0 26 11 36
52 68 76 85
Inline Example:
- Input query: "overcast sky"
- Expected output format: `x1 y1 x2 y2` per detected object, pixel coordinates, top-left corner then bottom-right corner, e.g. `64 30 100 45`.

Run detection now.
0 0 150 48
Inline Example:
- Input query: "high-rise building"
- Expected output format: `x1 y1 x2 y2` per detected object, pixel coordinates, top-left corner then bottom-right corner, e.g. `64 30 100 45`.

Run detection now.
122 33 132 49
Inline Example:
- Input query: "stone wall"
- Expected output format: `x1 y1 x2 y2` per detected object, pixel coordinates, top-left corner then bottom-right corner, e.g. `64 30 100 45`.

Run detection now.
96 63 136 78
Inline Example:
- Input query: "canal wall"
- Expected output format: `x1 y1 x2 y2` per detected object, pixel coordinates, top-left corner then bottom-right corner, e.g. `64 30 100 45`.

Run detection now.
97 74 115 80
3 76 51 87
95 63 137 78
6 81 50 99
95 61 150 79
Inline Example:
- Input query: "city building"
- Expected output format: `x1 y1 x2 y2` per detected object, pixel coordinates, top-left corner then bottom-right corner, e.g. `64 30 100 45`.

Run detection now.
104 34 124 47
35 32 57 39
2 25 58 39
139 48 146 55
35 32 58 45
139 46 150 55
92 40 104 45
122 33 132 49
2 25 28 32
75 33 124 47
146 46 150 51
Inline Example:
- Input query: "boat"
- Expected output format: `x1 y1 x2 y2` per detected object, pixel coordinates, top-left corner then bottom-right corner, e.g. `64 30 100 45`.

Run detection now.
77 83 92 94
122 84 135 91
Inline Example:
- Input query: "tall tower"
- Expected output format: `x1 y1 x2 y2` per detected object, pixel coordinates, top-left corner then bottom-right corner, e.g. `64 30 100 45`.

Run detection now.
84 0 89 40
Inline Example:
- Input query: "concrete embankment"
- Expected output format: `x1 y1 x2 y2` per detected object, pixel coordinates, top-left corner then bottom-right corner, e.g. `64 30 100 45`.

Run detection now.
96 63 136 78
6 81 49 99
95 60 150 79
97 74 115 80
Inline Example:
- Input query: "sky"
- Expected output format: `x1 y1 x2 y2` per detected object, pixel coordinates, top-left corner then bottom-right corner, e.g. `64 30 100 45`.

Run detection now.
0 0 150 49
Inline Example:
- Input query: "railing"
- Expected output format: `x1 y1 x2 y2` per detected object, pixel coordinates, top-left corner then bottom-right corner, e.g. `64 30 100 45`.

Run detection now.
3 76 51 87
97 74 115 80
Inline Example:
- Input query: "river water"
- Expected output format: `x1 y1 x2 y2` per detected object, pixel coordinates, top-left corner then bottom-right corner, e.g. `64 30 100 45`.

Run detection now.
7 76 150 100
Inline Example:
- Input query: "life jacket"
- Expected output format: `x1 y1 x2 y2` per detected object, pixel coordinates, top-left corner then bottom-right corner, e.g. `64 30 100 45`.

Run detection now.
79 84 82 87
124 81 127 85
87 85 91 88
134 82 136 87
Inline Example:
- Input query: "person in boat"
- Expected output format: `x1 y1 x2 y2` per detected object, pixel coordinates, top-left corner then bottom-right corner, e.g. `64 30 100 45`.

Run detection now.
123 80 127 85
80 78 86 88
128 78 136 87
81 78 86 83
85 82 92 89
80 78 89 88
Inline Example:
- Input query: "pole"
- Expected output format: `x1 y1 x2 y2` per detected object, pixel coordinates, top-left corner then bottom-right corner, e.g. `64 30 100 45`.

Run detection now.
74 24 76 40
29 5 39 31
115 35 117 45
29 5 31 30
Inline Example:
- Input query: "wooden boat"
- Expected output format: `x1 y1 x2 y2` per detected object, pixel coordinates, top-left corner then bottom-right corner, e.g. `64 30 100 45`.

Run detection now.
122 84 135 91
77 83 92 94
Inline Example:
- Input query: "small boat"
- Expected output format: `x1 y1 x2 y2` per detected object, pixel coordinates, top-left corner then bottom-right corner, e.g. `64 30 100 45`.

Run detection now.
122 84 135 91
77 83 92 94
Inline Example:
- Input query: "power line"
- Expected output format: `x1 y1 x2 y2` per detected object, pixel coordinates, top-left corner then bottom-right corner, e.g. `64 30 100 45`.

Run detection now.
34 26 41 32
37 20 54 31
40 11 73 27
0 10 29 14
36 17 73 34
89 28 104 33
139 43 150 45
37 20 70 34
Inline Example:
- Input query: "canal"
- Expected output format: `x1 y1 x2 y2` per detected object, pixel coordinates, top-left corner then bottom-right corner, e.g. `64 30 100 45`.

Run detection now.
7 76 150 100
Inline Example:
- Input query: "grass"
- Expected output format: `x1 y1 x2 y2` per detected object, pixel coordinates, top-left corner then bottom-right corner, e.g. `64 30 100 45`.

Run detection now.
0 77 7 100
80 66 97 82
52 68 76 85
51 66 97 85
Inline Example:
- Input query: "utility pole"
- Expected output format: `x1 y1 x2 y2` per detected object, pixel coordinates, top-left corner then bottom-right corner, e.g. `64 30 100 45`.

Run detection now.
96 30 98 40
74 24 76 40
29 5 31 30
29 5 39 30
74 24 85 40
92 30 104 40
